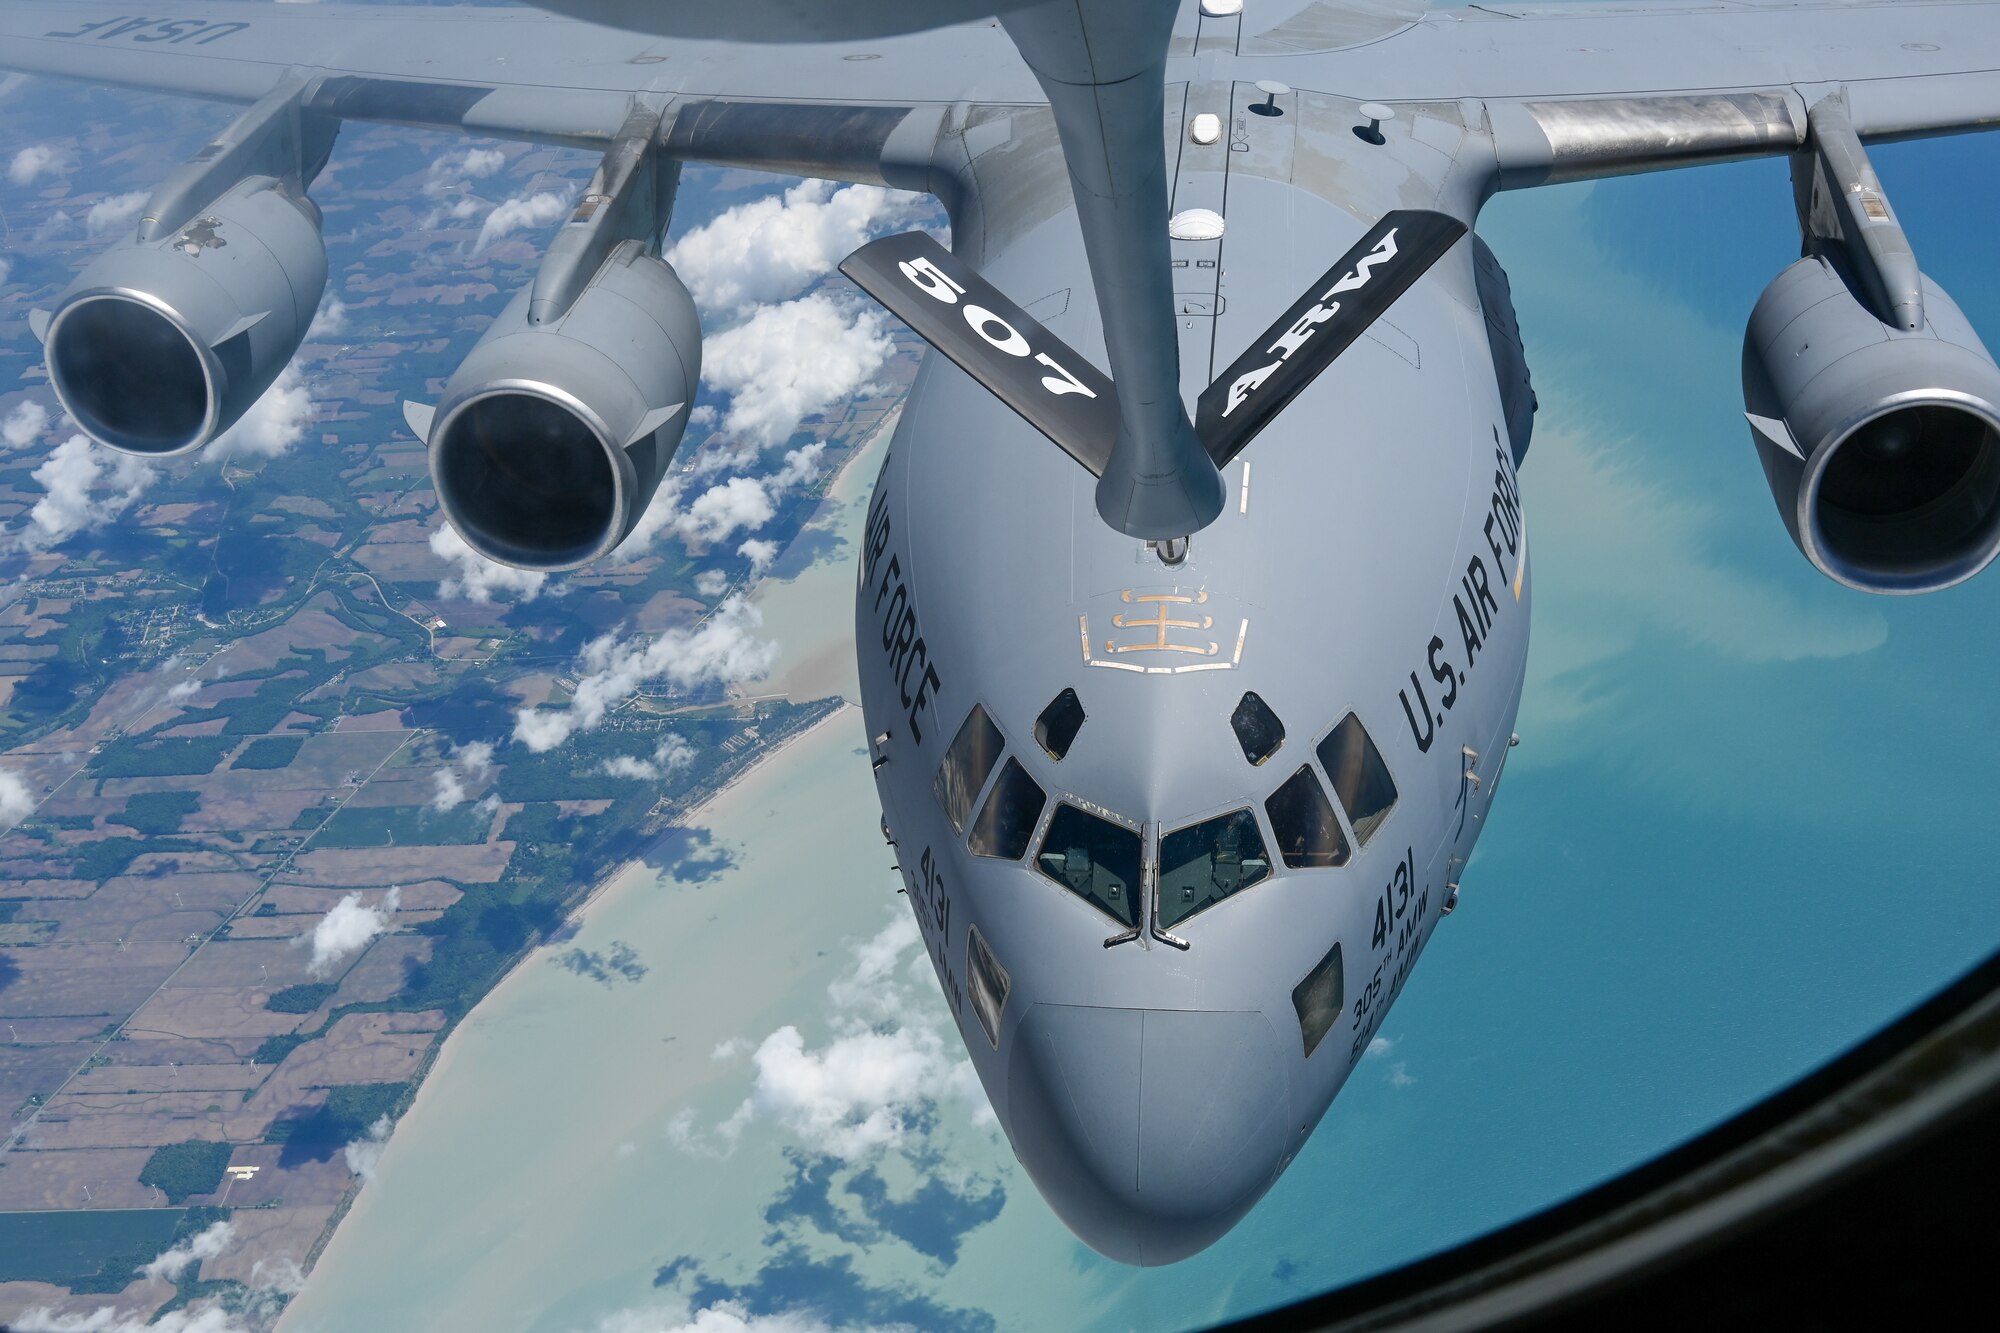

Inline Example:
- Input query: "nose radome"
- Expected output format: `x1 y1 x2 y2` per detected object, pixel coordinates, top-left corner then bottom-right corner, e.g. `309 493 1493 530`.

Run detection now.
1006 1003 1292 1265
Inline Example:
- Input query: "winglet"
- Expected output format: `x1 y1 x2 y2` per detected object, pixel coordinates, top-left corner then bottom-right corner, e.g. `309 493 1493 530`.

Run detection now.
841 231 1119 477
28 309 51 344
1195 209 1467 468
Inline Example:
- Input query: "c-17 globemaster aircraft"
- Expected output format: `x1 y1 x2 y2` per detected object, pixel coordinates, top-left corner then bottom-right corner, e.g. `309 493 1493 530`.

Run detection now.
8 0 2000 1267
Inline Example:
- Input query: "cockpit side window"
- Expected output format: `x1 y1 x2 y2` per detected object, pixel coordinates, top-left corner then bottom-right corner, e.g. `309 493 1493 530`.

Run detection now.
1316 713 1398 846
1292 941 1345 1058
934 704 1004 835
1035 803 1143 928
1158 809 1272 928
1264 765 1351 869
968 758 1047 860
1231 691 1285 765
1034 687 1086 761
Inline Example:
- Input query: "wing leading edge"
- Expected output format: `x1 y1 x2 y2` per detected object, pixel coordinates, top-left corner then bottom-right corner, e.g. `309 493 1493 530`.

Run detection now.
0 1 1039 155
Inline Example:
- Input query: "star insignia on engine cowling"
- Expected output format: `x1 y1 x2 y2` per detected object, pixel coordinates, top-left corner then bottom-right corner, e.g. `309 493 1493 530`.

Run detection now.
174 216 227 257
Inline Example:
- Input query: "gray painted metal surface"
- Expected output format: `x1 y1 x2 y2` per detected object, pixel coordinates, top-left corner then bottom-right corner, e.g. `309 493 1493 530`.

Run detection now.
11 0 2000 1268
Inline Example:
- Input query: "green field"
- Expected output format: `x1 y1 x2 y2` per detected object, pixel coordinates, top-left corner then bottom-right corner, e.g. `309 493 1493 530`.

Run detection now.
232 735 306 770
110 790 202 836
138 1140 233 1204
0 1208 188 1284
313 803 492 849
91 736 236 779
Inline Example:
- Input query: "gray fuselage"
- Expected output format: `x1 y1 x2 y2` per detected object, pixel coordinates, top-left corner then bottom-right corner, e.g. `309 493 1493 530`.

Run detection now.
855 78 1533 1266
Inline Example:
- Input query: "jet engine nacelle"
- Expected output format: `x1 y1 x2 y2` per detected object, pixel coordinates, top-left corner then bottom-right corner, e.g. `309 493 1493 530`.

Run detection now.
428 240 699 571
44 175 327 457
1743 254 2000 593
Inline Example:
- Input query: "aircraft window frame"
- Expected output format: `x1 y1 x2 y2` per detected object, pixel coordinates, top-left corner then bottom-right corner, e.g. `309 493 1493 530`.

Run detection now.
1291 940 1345 1058
1264 764 1353 869
968 757 1048 860
1230 690 1286 766
1034 686 1086 761
1034 800 1145 929
1315 710 1399 847
1157 807 1274 929
967 923 1010 1049
933 703 1005 835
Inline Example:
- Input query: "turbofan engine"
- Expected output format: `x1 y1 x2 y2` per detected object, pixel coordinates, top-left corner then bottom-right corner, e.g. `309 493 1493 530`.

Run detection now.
41 174 327 456
1743 253 2000 594
1742 97 2000 595
426 239 700 571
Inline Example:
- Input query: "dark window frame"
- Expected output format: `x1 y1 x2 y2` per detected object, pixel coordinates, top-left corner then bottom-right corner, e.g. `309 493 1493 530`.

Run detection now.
1264 764 1353 869
1316 710 1399 847
967 923 1010 1049
933 703 1005 836
1034 687 1087 761
968 756 1048 860
1292 941 1345 1058
1231 690 1287 766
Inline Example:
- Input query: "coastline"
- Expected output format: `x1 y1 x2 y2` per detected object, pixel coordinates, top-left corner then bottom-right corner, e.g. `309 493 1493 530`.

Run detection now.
287 413 895 1320
276 702 891 1333
293 699 863 1306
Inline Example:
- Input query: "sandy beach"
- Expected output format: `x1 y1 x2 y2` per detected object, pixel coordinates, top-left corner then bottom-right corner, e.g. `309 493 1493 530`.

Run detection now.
279 413 905 1332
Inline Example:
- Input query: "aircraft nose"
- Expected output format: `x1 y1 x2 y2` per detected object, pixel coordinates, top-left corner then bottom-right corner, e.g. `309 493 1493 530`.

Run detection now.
1006 1003 1292 1265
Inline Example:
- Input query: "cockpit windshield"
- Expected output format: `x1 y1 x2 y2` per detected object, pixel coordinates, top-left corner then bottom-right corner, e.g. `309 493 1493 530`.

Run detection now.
1035 803 1143 927
969 757 1047 860
1265 765 1352 869
1157 809 1272 928
1317 712 1398 846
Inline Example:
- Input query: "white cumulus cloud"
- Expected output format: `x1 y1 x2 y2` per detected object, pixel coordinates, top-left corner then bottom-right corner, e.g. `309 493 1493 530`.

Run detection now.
667 179 923 316
458 147 506 179
596 1302 859 1333
12 1302 257 1333
3 399 49 449
693 569 730 598
431 525 548 603
430 740 495 812
343 1113 392 1182
601 733 697 781
738 539 779 579
684 910 986 1163
426 146 506 196
304 887 401 979
679 476 776 546
84 190 148 236
513 597 776 752
0 768 34 830
141 1219 235 1283
8 144 66 186
307 296 348 340
475 189 572 253
10 435 155 552
701 294 893 446
620 442 829 561
211 365 312 460
14 1233 299 1333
